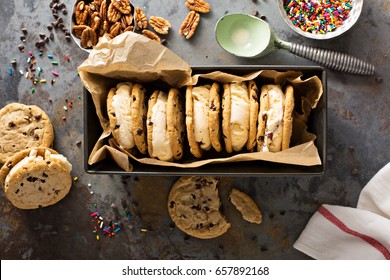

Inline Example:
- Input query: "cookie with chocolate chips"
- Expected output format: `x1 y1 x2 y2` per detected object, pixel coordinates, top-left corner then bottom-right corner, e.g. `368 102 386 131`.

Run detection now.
0 147 72 209
0 103 54 163
168 176 231 239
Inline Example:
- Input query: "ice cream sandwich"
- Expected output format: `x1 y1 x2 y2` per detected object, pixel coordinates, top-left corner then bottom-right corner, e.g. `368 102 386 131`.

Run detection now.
107 82 148 155
256 84 294 152
147 89 185 161
222 81 259 153
185 83 222 158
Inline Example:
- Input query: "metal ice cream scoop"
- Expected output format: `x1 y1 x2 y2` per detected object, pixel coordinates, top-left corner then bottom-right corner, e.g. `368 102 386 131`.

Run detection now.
215 14 374 75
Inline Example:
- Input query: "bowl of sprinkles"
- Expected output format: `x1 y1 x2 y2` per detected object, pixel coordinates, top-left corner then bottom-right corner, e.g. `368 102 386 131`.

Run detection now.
279 0 363 40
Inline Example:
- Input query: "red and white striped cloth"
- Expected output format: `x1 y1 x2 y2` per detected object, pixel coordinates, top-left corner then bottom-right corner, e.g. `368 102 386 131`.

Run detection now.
294 163 390 260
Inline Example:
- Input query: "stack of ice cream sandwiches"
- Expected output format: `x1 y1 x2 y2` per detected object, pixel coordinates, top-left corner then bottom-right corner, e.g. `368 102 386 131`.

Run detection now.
106 80 295 161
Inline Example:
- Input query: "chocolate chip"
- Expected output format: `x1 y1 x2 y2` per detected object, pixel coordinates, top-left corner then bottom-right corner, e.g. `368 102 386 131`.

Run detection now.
18 44 25 51
169 201 175 208
49 32 54 40
58 23 64 29
20 35 25 41
58 3 66 9
375 77 383 83
34 114 42 121
62 8 68 15
34 135 40 140
56 17 63 24
6 162 13 168
65 35 71 41
15 189 20 194
136 128 143 135
21 28 28 34
40 179 46 183
49 2 54 8
39 32 46 39
8 121 15 127
47 24 53 31
45 37 50 43
52 3 58 10
53 13 59 19
27 176 38 182
42 172 48 177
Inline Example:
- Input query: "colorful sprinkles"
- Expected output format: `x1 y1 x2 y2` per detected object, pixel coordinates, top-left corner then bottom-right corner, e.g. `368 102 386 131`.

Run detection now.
283 0 353 34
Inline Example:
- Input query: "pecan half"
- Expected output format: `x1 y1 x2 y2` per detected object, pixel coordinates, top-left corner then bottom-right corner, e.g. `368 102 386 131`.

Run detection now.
149 16 171 35
75 1 85 24
73 24 88 38
120 13 133 29
112 0 131 15
107 2 121 22
135 7 147 30
185 0 210 13
99 0 107 21
142 29 161 43
91 16 101 31
123 25 134 32
179 11 200 39
109 22 121 37
80 27 98 48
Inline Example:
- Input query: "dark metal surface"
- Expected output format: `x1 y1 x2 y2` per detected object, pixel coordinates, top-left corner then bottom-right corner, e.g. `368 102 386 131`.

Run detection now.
0 0 389 260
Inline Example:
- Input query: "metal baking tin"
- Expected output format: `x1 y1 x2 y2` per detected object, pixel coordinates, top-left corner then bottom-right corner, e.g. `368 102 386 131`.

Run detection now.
84 65 327 176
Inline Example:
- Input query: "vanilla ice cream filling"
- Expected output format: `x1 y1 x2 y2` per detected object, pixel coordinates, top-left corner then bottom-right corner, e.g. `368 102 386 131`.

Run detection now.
151 92 173 161
192 86 211 150
230 82 250 151
262 87 285 152
5 149 72 186
112 82 134 149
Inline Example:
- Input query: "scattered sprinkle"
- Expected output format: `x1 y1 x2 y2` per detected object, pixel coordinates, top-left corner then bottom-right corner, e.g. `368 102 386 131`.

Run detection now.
63 105 68 111
47 54 53 59
52 71 59 76
140 228 148 233
40 79 46 83
51 79 56 85
31 88 35 94
8 67 13 76
65 54 70 61
51 61 59 65
38 51 43 57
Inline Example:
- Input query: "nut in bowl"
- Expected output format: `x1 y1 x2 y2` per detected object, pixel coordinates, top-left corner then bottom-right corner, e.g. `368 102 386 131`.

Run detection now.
278 0 363 40
71 0 135 52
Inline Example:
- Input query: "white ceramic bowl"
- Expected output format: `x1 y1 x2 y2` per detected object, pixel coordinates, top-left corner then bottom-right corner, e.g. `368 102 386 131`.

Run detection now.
278 0 363 40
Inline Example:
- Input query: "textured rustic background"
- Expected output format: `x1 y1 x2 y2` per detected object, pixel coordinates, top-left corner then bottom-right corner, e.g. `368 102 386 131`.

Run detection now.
0 0 389 259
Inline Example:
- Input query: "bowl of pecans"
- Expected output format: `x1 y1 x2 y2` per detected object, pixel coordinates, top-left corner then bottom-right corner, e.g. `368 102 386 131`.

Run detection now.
278 0 363 40
71 0 135 52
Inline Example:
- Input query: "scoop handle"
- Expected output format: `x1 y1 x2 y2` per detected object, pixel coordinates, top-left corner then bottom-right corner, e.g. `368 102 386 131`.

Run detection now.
289 43 375 75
